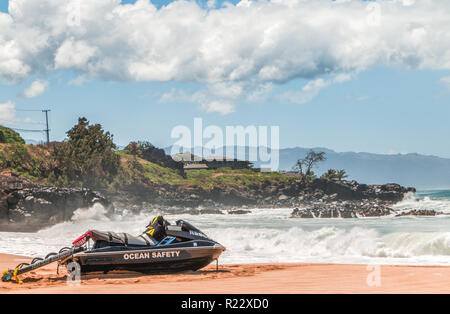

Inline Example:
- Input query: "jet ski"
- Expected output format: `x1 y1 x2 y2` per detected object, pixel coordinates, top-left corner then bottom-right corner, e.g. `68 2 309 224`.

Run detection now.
2 215 225 283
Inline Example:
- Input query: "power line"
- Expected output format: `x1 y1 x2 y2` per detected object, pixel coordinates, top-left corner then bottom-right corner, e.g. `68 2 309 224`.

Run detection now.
15 109 45 112
42 110 51 145
9 128 45 133
1 109 51 143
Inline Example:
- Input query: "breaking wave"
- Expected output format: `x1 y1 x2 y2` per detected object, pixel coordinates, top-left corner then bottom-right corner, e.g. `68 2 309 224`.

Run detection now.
71 203 110 222
1 190 449 266
208 226 450 265
393 191 450 214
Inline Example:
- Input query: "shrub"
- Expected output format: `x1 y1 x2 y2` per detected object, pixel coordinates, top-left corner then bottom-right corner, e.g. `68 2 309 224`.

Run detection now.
50 117 120 189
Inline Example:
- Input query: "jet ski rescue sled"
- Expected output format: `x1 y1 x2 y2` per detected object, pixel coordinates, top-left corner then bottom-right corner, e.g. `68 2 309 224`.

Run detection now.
2 216 225 283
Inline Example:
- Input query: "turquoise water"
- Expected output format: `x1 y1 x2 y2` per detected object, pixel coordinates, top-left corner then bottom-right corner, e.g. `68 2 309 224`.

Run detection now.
0 190 449 266
417 190 450 200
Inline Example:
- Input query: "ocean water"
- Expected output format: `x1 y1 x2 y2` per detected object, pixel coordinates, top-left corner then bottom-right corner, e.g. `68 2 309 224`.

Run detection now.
0 190 449 266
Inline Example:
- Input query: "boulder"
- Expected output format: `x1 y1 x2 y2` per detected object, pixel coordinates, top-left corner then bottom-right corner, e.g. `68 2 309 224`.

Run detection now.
0 174 113 231
395 209 441 217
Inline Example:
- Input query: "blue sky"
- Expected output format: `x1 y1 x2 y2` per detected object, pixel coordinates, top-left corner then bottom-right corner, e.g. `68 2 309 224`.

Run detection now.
1 0 450 158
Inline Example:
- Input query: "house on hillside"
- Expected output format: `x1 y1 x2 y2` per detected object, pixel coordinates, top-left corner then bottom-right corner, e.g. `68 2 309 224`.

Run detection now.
203 156 253 170
184 163 209 170
173 152 254 170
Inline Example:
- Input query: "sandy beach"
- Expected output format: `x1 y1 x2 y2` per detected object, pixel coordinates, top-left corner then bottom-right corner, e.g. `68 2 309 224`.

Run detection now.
0 253 449 294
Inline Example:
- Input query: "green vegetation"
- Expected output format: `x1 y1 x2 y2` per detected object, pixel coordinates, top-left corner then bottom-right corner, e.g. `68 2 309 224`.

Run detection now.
293 150 326 182
124 141 185 177
293 150 349 182
0 126 25 144
50 117 120 189
0 143 51 180
321 169 348 181
0 119 299 193
116 150 294 190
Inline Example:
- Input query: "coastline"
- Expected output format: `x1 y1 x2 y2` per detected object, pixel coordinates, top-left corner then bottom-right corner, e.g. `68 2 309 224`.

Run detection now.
1 253 449 294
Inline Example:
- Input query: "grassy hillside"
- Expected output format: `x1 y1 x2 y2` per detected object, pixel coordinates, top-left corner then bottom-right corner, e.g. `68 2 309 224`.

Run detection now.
116 150 295 191
0 144 295 191
0 143 51 180
0 126 25 144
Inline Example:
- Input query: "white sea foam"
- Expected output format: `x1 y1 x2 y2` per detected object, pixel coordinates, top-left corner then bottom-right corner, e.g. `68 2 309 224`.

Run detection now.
206 226 450 265
71 203 110 222
0 192 449 266
393 192 450 214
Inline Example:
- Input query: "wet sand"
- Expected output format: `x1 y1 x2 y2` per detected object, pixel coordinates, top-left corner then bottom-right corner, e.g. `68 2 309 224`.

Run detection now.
1 254 449 294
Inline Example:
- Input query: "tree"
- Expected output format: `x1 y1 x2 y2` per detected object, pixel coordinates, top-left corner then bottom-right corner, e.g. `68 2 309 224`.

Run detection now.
336 169 348 181
321 169 348 181
127 141 185 178
125 142 141 160
124 141 144 180
0 130 5 143
293 150 326 182
51 117 120 188
322 169 337 180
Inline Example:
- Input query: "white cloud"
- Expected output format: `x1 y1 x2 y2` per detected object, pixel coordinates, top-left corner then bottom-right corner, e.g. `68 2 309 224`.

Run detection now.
0 101 16 124
68 75 90 86
0 0 450 107
21 79 49 98
201 101 235 115
281 73 353 104
158 88 237 115
207 0 216 9
208 82 243 100
440 76 450 89
55 39 98 70
282 78 330 105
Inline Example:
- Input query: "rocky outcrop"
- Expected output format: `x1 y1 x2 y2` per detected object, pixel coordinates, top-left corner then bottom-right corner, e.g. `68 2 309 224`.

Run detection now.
290 201 395 218
228 209 252 215
111 178 415 211
395 209 442 217
109 178 414 219
288 181 417 219
0 171 416 226
0 173 113 231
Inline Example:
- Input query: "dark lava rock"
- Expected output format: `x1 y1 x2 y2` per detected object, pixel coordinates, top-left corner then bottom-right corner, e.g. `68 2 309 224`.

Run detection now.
395 209 441 217
0 174 113 231
290 200 394 219
228 209 252 215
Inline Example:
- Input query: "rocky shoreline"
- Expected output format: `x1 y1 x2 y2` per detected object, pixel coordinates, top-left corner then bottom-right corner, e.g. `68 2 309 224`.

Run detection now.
0 173 112 232
0 172 441 232
112 178 424 219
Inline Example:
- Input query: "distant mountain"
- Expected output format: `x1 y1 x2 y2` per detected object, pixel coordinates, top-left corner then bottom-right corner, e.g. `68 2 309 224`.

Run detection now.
165 145 450 189
277 147 450 189
24 139 43 145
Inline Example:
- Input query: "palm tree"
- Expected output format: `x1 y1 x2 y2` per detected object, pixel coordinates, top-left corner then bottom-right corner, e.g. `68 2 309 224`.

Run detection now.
321 169 348 181
322 169 337 180
336 169 348 181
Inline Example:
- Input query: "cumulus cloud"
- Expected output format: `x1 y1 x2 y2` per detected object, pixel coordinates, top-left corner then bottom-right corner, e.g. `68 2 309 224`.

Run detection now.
0 101 16 124
281 73 352 104
20 79 49 98
68 75 90 86
158 87 236 115
1 0 450 107
201 101 235 115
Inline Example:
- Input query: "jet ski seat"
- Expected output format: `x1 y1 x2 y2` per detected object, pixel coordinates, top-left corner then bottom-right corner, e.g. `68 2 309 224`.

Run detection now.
90 230 157 247
88 216 210 250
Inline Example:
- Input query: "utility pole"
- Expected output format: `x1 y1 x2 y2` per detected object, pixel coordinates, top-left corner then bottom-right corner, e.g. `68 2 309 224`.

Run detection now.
42 109 51 145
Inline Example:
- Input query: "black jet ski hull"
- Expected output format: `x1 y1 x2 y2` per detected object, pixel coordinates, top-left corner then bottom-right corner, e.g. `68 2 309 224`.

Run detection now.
72 240 225 274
